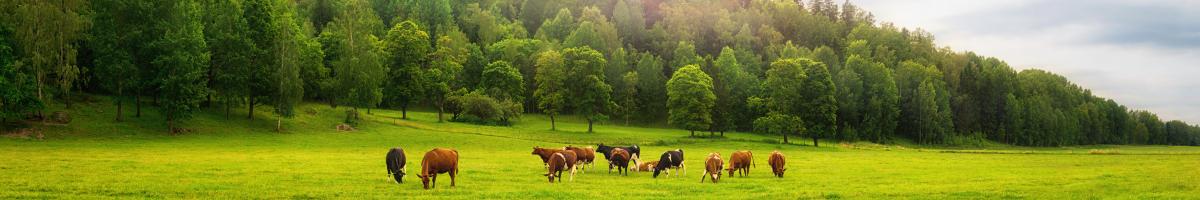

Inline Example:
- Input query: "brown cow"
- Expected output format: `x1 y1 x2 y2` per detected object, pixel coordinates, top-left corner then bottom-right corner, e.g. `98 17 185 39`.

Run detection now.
531 147 564 166
636 160 659 172
418 148 459 189
608 148 631 175
565 146 595 171
559 150 578 181
725 150 753 177
701 152 723 183
545 152 569 183
768 150 786 178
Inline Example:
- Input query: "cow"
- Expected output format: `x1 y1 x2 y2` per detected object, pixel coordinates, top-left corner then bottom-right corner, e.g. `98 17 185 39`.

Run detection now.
596 144 641 163
559 150 579 181
652 149 685 178
701 152 723 183
385 148 407 184
418 148 459 189
545 152 569 183
636 160 659 172
565 146 596 171
608 148 631 176
768 150 786 178
531 147 565 166
725 150 753 177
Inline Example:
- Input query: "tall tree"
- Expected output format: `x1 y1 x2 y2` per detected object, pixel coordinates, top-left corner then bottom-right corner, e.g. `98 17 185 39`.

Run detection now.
382 20 430 119
328 0 386 114
534 50 566 130
11 0 89 109
426 30 469 122
404 0 452 47
754 59 810 144
92 0 144 121
796 58 837 147
479 61 523 102
845 55 899 143
202 0 253 117
563 47 612 133
271 0 305 132
243 0 280 120
634 52 668 122
0 24 43 121
895 61 954 144
667 64 716 137
151 0 210 133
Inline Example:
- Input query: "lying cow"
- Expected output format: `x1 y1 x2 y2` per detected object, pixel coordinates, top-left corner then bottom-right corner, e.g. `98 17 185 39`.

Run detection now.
636 160 659 172
768 150 786 178
652 149 685 178
419 148 460 189
701 152 723 183
385 147 407 184
726 150 753 177
545 152 570 183
608 148 631 176
565 146 595 172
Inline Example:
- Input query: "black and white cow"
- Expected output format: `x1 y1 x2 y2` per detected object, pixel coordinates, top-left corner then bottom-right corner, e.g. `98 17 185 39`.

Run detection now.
652 149 685 178
597 144 642 168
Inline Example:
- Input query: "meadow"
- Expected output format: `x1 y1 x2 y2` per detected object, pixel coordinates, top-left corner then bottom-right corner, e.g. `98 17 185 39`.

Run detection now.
2 99 1198 199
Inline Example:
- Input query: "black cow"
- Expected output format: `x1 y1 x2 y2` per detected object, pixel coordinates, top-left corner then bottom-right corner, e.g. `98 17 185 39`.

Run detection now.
596 144 641 161
652 149 685 178
385 147 407 184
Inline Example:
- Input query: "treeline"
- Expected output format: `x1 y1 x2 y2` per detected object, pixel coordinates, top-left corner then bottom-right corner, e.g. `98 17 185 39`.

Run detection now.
0 0 1197 146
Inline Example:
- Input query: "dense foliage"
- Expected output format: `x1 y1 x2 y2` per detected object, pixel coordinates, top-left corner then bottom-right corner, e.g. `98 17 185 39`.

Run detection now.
1 0 1197 146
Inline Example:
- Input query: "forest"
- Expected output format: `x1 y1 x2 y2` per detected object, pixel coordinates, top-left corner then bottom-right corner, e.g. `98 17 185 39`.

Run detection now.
1 0 1199 147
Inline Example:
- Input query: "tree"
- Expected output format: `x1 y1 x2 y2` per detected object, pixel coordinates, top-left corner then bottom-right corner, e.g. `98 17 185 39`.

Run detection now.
533 8 575 43
0 24 42 121
635 52 668 122
11 0 88 109
667 65 716 137
92 0 144 121
486 38 547 110
151 0 210 133
845 55 899 143
618 71 639 125
243 0 280 120
382 20 430 119
669 41 702 73
534 50 566 130
426 30 469 122
271 1 305 132
798 58 837 147
479 61 523 102
328 0 386 114
711 47 754 135
405 0 452 46
895 61 954 144
563 47 612 133
612 0 645 45
754 59 809 144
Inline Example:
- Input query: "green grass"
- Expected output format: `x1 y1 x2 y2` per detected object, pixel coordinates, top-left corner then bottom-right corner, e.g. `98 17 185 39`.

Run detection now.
2 97 1199 199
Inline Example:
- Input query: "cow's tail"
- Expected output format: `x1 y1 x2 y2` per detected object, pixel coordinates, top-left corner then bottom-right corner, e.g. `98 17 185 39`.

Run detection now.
751 152 756 168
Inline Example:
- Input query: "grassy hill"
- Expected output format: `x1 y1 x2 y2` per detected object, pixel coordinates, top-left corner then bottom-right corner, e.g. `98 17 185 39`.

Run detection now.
2 97 1198 199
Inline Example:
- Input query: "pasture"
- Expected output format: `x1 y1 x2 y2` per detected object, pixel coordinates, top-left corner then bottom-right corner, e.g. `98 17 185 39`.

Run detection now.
2 100 1198 199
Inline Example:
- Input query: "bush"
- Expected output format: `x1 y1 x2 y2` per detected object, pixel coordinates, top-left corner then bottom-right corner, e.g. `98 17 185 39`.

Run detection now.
344 109 360 126
450 90 523 126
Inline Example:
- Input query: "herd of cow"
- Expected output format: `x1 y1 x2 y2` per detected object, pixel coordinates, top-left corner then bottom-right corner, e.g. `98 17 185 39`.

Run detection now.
384 145 788 189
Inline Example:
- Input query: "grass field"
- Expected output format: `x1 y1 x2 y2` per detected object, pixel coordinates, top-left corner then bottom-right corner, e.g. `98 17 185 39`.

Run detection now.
2 98 1199 199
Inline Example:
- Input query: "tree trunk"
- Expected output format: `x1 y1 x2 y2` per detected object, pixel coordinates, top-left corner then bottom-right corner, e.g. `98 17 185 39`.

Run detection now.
549 114 556 130
115 98 123 122
401 106 408 119
64 89 71 109
167 118 174 135
437 103 445 123
587 118 594 133
720 131 725 137
813 137 819 147
247 97 255 120
224 101 231 118
368 107 372 115
135 94 142 117
783 134 789 144
276 119 282 132
691 130 695 137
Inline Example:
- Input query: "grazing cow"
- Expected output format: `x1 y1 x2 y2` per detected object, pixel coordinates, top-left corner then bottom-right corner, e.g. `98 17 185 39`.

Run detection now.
637 160 659 172
608 148 631 175
701 152 723 183
725 150 753 177
545 152 569 183
386 148 407 184
419 148 460 189
531 147 565 166
565 146 596 171
768 151 786 178
652 149 685 178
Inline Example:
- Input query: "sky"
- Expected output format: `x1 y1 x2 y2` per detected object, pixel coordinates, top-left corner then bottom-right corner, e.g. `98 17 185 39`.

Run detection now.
854 0 1200 124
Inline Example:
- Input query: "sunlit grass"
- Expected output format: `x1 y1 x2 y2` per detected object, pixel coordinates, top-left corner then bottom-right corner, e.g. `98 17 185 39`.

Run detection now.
1 98 1198 199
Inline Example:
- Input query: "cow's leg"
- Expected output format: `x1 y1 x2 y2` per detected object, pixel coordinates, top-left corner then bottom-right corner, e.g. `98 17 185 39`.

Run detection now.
450 171 456 187
700 171 708 183
569 165 576 182
431 175 437 189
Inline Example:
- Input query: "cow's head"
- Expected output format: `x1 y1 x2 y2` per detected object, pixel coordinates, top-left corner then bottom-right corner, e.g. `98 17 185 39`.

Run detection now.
419 174 431 189
544 172 556 182
775 168 787 178
712 171 721 183
531 147 540 155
